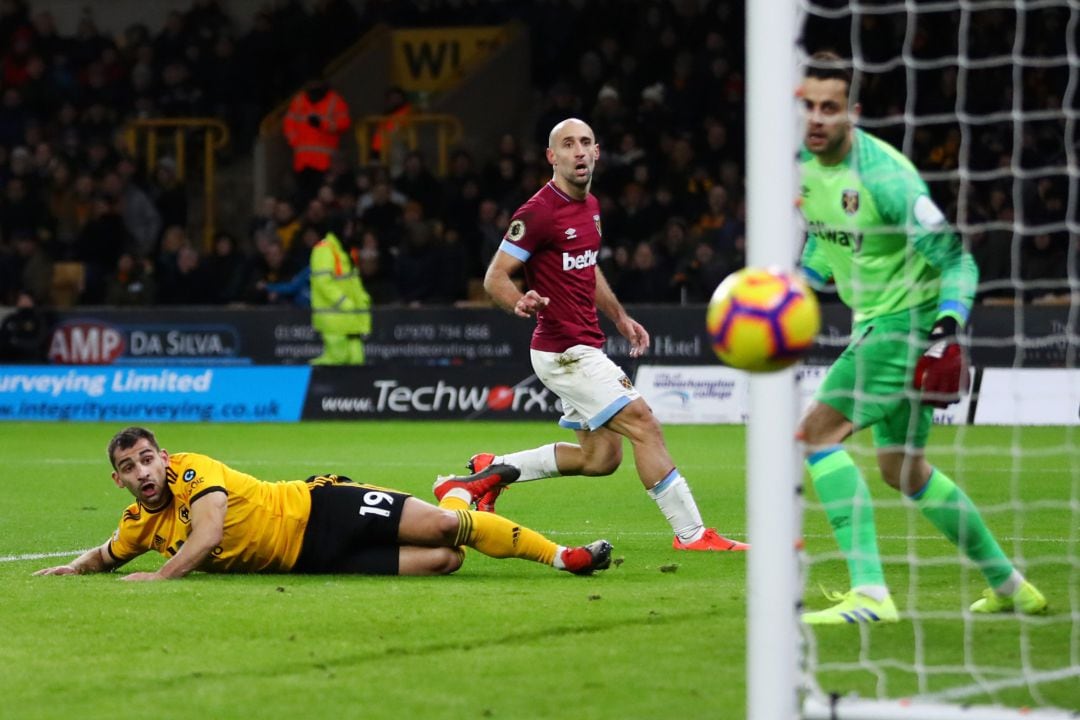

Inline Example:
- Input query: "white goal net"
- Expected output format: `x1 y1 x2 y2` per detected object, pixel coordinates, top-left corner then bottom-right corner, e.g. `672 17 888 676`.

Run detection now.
762 1 1080 718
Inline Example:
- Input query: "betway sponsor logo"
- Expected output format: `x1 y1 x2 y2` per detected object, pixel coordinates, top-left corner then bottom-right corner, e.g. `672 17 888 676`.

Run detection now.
562 249 598 271
320 380 558 414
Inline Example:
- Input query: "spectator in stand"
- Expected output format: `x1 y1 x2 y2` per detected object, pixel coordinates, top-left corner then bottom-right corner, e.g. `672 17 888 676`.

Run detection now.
680 241 730 303
1022 233 1069 303
104 252 156 306
484 153 523 210
615 241 668 304
356 228 397 304
0 291 51 362
146 157 187 230
201 230 247 304
654 217 693 303
75 192 131 304
370 85 412 168
617 180 662 245
394 150 442 218
591 84 629 149
271 197 302 255
359 179 405 248
475 197 508 271
395 200 443 305
243 238 295 305
442 150 481 230
283 79 351 208
0 87 29 148
0 174 47 242
287 222 324 276
693 185 741 252
262 264 311 308
8 229 52 305
158 242 211 305
106 160 162 259
45 160 83 258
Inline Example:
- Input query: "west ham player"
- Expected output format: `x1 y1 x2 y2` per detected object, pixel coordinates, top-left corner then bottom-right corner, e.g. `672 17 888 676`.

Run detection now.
434 118 747 552
796 52 1046 623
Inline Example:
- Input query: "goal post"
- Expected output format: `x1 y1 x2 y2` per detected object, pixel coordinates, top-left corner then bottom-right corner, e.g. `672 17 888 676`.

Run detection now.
745 1 801 720
746 1 1080 718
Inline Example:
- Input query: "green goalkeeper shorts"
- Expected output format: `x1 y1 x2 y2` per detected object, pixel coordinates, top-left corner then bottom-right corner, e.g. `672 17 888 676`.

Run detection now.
815 309 935 449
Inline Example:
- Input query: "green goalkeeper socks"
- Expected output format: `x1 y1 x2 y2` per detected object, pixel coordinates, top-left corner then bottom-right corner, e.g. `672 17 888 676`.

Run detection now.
808 448 886 588
913 469 1014 588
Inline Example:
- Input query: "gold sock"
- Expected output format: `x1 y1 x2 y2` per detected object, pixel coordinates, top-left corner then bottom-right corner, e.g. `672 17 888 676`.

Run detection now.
438 495 470 511
453 509 557 565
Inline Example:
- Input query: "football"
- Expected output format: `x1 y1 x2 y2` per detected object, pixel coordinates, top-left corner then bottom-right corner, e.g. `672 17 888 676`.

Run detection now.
705 267 821 372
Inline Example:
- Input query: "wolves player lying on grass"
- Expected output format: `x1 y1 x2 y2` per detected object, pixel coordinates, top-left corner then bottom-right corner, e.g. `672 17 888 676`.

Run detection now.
34 426 611 580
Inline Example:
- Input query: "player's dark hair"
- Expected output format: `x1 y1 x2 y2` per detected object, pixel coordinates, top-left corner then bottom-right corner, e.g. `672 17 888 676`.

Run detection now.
107 426 159 468
805 50 852 91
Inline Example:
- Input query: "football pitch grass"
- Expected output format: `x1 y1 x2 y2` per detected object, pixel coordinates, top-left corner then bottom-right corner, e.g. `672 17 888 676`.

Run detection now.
1 421 1076 719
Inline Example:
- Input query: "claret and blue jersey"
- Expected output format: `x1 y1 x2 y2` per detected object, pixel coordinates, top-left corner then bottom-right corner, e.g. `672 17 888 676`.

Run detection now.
499 180 607 352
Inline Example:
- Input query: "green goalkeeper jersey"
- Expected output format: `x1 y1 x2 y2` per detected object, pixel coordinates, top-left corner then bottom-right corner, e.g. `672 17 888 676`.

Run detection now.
799 128 978 326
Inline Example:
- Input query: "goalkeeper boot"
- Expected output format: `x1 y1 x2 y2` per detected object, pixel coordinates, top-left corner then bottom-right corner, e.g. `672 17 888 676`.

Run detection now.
673 528 749 551
466 452 504 513
559 540 613 575
970 580 1048 615
433 464 520 507
801 589 900 625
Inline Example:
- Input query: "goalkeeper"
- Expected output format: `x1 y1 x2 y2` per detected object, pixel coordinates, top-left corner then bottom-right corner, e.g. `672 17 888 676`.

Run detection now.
796 51 1047 625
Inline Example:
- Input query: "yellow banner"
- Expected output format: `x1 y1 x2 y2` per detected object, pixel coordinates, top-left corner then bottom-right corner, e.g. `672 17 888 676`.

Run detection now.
391 27 507 92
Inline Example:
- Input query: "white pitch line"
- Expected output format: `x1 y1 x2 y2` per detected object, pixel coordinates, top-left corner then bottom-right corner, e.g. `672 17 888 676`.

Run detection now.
1 549 93 563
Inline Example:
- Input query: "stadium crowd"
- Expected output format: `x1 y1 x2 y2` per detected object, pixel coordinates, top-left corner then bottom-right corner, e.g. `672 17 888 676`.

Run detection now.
0 0 1073 310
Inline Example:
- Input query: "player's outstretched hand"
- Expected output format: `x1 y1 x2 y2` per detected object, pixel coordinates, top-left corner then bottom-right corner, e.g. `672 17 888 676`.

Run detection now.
618 317 650 358
33 564 78 576
914 318 969 408
121 571 167 582
514 290 550 318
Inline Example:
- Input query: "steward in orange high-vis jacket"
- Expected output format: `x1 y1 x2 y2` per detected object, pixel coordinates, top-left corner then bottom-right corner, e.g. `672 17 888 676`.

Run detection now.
283 80 351 205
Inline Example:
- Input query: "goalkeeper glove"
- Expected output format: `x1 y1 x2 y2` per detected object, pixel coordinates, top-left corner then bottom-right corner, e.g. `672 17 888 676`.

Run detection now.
913 316 970 408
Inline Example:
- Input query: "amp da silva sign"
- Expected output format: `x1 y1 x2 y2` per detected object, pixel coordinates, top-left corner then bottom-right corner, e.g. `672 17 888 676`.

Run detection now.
47 320 243 364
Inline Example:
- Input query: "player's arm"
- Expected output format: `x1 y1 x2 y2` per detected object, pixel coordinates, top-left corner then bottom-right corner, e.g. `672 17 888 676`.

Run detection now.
595 266 649 357
910 195 978 329
122 491 227 582
483 249 549 318
799 233 833 290
33 541 121 576
903 194 977 406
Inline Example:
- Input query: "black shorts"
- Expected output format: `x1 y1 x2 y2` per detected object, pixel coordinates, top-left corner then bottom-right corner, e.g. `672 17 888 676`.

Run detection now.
292 478 411 575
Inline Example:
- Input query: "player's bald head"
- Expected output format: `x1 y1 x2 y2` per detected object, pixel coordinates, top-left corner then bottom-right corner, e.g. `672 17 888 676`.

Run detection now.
548 118 595 149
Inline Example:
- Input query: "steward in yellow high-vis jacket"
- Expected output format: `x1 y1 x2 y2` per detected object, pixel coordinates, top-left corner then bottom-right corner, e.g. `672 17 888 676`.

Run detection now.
309 222 371 365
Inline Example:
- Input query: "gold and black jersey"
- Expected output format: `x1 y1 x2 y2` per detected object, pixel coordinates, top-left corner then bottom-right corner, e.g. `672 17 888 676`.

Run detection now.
107 453 316 573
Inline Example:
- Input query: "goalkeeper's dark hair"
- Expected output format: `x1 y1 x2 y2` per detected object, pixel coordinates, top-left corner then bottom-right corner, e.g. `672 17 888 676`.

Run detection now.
805 50 852 91
107 426 160 468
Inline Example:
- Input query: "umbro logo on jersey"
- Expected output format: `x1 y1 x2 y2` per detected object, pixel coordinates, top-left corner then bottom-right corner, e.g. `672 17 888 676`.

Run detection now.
564 227 577 239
